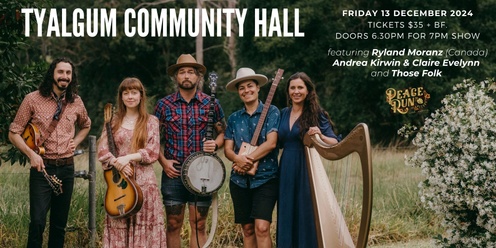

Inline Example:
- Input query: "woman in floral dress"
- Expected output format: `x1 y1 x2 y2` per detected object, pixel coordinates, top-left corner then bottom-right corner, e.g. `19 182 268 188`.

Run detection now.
98 77 166 247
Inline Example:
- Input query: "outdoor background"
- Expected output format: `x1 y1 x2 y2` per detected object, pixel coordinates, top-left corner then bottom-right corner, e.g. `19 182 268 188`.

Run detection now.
1 0 495 247
3 0 495 145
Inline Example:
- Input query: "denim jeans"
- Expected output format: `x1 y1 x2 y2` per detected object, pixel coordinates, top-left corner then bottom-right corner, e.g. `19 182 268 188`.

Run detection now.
27 164 74 248
161 171 212 207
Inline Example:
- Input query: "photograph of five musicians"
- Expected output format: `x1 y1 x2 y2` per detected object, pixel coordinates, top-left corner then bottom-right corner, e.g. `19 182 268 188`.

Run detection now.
9 53 341 248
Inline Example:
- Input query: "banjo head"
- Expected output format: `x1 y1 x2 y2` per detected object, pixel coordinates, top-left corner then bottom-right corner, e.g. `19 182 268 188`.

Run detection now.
181 152 226 196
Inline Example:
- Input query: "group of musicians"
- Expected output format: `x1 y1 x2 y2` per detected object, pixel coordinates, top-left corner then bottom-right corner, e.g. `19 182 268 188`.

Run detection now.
9 54 340 248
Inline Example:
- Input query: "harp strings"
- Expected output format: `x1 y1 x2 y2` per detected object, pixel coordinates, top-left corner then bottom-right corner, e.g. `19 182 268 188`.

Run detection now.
304 123 373 248
322 153 362 242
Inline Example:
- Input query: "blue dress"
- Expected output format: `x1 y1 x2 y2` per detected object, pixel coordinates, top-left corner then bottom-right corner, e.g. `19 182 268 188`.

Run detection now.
276 107 338 248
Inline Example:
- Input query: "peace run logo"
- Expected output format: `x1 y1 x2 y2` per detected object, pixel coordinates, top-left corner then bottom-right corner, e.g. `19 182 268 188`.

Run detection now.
386 87 430 114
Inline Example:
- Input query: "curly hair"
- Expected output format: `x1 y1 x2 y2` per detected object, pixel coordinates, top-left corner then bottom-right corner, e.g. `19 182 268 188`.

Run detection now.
39 57 78 103
285 72 336 139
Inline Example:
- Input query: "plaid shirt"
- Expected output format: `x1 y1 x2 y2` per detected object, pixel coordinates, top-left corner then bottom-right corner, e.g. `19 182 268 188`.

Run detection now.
154 91 225 164
9 90 91 159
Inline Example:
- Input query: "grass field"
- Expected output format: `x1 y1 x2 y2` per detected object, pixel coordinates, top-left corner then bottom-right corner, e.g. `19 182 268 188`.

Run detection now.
0 146 441 247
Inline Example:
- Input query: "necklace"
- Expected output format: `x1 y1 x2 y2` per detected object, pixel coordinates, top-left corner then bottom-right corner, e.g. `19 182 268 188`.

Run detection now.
123 116 138 126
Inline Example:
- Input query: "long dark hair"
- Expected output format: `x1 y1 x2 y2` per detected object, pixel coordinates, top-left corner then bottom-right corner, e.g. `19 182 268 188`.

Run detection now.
286 72 336 138
39 57 78 103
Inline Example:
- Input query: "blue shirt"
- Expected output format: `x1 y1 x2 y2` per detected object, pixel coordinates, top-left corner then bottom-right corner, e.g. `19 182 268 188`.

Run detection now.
225 100 280 188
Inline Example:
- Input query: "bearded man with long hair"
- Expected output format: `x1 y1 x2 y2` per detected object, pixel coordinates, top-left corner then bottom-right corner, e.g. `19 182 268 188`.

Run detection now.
9 57 91 247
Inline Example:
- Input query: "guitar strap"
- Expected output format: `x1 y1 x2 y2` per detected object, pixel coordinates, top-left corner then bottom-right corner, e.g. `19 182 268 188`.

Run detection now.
39 96 68 146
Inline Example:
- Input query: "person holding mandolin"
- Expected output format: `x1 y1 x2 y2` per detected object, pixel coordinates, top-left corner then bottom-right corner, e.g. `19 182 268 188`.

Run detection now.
8 57 91 248
224 67 281 248
97 77 166 247
154 54 226 247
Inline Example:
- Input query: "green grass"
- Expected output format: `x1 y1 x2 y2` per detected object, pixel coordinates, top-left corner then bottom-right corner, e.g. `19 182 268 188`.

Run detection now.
0 147 441 247
368 148 441 244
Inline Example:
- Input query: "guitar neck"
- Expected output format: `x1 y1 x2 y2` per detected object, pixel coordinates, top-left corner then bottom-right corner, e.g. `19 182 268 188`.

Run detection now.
106 122 118 156
250 69 283 145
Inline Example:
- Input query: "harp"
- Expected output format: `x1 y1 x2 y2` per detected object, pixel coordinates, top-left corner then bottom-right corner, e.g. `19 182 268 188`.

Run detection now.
303 123 373 248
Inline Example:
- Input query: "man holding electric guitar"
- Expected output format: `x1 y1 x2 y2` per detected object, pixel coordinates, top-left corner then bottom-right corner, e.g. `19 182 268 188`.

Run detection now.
154 54 226 248
224 67 282 248
8 57 91 248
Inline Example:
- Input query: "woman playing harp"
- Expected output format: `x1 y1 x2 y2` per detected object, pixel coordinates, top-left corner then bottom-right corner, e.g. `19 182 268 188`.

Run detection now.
277 72 340 247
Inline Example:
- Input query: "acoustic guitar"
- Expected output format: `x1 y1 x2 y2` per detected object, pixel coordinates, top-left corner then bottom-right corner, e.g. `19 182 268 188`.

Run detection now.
238 69 284 175
102 103 143 219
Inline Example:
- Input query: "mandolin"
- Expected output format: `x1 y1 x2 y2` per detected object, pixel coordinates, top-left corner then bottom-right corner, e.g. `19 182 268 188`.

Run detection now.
22 123 45 155
238 69 284 175
22 123 63 195
102 103 143 219
22 123 64 194
42 169 63 195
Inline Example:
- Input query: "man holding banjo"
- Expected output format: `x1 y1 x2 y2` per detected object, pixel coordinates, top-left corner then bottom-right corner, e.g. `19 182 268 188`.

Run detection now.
154 54 226 247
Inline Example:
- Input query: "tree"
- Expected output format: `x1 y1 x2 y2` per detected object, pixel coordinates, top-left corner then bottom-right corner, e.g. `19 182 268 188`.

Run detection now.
4 0 496 146
0 0 48 166
237 0 496 143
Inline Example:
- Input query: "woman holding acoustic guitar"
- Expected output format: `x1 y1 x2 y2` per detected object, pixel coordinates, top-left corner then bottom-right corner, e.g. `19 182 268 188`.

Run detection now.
97 77 166 247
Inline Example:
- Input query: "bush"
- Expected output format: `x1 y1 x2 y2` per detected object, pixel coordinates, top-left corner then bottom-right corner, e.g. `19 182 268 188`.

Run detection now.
0 0 47 166
402 79 496 247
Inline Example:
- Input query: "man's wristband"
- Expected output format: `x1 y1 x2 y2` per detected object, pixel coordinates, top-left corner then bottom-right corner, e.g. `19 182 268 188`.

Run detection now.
214 144 219 151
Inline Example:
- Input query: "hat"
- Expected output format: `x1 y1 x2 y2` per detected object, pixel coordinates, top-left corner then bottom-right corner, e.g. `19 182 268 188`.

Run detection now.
167 54 207 76
226 68 268 92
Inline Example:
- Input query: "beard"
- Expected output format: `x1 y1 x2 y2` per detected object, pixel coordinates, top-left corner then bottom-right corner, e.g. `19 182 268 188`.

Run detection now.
54 78 70 91
178 79 197 90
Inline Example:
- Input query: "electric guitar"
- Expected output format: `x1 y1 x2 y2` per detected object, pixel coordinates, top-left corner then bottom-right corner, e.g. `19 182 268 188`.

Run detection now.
102 103 144 219
238 69 284 175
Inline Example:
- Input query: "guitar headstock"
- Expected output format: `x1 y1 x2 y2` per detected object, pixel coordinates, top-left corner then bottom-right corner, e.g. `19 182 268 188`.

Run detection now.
104 103 113 124
209 72 218 93
272 69 284 86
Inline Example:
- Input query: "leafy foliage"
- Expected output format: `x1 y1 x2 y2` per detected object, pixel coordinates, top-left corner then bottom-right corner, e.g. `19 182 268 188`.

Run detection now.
2 0 496 164
0 0 48 166
238 0 496 142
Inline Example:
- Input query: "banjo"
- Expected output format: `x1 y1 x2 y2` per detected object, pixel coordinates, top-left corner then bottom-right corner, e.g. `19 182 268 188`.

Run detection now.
182 72 226 196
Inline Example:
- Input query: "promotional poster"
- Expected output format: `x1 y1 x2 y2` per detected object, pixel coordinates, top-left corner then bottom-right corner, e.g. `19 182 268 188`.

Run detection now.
1 0 495 247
